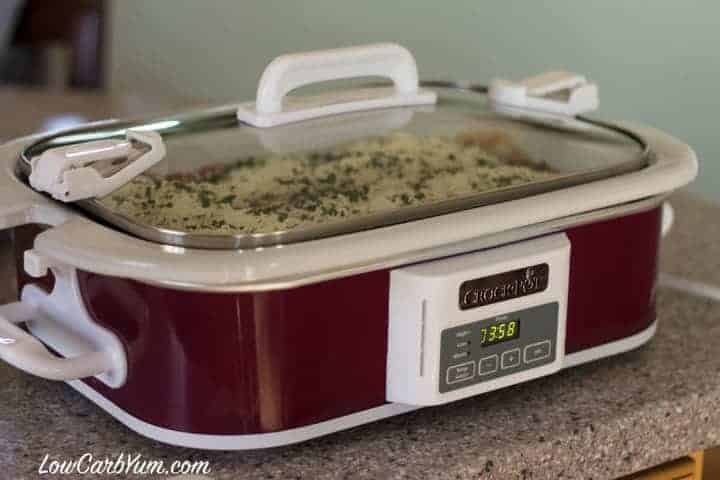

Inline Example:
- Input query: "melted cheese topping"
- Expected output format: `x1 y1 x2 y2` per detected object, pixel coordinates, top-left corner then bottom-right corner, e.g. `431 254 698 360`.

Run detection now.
99 132 555 235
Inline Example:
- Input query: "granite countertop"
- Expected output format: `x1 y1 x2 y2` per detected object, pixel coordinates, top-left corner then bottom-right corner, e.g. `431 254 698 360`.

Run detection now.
0 192 717 480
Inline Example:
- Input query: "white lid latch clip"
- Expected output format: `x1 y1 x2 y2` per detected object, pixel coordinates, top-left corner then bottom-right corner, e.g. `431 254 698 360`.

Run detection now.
29 130 166 202
489 71 599 129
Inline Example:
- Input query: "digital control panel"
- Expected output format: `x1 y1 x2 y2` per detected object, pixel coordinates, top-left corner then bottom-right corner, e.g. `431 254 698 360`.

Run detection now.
387 233 570 406
439 302 558 393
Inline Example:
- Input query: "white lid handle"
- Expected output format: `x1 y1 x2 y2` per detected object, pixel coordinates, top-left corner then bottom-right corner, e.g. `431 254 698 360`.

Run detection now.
257 43 422 113
237 43 436 127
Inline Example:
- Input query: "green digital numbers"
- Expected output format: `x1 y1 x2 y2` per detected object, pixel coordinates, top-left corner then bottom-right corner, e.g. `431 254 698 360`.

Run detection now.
480 319 520 347
507 320 517 337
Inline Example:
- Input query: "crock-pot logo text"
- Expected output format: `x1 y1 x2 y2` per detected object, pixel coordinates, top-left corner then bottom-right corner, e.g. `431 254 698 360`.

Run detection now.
459 264 549 310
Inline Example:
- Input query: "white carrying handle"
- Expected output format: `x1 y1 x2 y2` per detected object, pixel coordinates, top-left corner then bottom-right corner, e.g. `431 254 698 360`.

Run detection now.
237 43 436 127
0 258 126 387
29 130 166 202
0 303 114 381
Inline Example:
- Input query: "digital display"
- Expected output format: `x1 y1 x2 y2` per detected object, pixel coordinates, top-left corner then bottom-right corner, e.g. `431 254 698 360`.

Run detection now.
479 319 520 347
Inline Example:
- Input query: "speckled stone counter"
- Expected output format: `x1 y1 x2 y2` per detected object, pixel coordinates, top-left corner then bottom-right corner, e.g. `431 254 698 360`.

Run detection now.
1 192 719 480
661 193 720 286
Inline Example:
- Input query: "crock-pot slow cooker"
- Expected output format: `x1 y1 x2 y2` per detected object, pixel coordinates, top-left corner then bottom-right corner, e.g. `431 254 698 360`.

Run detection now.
0 44 697 449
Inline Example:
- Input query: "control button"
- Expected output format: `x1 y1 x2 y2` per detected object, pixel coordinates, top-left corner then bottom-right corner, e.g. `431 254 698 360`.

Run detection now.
501 348 521 369
524 340 552 363
446 361 476 384
478 355 499 376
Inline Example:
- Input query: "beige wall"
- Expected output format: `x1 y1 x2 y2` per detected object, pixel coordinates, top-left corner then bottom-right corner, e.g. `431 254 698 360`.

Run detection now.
109 1 718 199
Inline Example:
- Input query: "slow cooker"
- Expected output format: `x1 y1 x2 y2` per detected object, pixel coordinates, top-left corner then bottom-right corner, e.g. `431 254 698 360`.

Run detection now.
0 44 697 449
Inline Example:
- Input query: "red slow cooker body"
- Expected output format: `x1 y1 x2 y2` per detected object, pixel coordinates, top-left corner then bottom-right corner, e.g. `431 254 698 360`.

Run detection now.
12 206 661 435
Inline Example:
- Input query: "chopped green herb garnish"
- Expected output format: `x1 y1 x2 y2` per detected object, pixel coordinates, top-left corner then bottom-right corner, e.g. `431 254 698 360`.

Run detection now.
99 132 554 235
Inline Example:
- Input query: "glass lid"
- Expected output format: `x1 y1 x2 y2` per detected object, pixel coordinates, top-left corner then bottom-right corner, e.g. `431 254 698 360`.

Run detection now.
19 86 648 249
19 86 649 249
